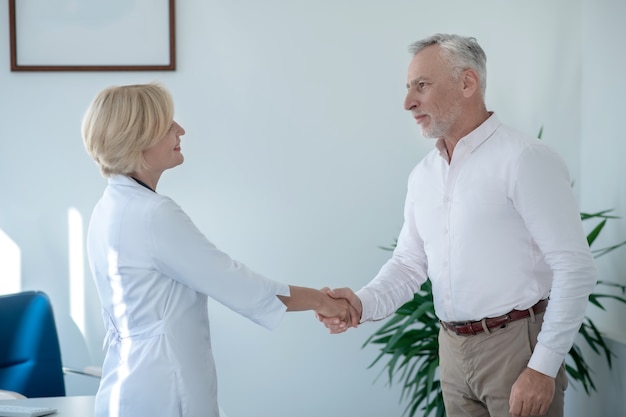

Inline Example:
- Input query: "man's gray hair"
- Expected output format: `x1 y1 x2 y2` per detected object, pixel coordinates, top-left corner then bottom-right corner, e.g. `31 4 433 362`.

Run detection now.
409 33 487 96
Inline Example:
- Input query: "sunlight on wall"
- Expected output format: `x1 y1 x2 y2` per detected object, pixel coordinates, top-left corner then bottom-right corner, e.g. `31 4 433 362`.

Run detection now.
0 229 21 295
68 207 85 336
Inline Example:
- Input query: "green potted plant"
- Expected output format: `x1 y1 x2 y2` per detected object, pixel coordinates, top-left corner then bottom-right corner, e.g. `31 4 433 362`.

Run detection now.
363 210 626 417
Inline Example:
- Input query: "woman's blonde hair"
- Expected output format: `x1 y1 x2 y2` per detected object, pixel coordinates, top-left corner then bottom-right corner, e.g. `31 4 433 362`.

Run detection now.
81 82 174 177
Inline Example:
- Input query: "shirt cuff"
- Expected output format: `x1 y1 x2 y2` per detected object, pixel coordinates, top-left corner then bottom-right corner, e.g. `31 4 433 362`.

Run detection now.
249 282 290 330
355 288 377 323
527 341 565 378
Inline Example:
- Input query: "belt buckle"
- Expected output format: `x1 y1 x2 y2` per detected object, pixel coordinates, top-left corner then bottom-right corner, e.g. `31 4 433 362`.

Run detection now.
495 314 513 330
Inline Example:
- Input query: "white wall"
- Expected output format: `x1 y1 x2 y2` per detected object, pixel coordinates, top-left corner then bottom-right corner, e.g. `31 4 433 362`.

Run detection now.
0 1 623 416
569 1 626 412
579 0 626 342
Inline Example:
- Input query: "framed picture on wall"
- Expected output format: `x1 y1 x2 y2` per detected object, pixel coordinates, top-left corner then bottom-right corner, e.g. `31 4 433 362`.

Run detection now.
8 0 176 71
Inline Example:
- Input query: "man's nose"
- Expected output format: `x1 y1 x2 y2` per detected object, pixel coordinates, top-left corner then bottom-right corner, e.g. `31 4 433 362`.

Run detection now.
404 92 416 111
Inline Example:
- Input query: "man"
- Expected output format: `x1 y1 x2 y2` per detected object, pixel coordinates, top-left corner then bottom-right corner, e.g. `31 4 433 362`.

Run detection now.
320 34 597 417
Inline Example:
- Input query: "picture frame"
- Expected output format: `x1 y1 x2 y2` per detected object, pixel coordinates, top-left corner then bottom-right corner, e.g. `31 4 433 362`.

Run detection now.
9 0 176 72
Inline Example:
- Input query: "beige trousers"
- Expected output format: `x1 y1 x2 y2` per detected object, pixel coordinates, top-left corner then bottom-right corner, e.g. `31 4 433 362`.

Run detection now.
438 312 568 417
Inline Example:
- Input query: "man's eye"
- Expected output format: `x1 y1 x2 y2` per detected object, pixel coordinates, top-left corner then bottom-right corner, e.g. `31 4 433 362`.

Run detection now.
408 82 428 92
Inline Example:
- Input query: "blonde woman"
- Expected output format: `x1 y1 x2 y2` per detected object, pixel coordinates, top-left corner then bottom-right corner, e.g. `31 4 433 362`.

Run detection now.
82 83 356 417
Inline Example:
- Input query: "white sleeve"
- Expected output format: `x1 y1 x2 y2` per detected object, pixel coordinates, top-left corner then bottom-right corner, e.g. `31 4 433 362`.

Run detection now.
148 197 289 330
513 143 597 377
357 172 428 322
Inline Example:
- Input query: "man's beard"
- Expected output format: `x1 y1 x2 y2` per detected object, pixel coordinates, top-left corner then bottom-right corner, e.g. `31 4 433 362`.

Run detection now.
420 102 462 139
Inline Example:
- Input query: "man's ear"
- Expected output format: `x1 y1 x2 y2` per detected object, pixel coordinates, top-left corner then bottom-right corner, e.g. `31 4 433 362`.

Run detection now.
461 68 480 98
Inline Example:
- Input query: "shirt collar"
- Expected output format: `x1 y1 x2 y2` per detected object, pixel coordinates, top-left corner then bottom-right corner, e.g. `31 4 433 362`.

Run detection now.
435 112 501 160
108 174 146 189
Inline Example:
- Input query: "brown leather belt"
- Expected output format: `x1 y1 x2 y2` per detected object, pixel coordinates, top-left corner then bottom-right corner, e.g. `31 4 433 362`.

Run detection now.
440 299 548 336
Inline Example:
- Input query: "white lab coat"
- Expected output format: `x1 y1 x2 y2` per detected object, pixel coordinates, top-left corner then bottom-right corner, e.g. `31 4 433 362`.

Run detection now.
86 175 289 417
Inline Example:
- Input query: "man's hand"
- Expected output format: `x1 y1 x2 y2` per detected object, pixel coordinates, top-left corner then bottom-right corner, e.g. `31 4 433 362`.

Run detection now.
509 367 555 416
315 291 360 331
316 287 362 334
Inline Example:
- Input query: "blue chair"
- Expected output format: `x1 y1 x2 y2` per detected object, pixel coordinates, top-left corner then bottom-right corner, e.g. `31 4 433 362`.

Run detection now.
0 291 66 397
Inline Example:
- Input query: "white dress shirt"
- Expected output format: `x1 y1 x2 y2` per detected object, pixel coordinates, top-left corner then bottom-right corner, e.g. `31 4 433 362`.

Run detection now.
87 175 289 417
357 114 597 377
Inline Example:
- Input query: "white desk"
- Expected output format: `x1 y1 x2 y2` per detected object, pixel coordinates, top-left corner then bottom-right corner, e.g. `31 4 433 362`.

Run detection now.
0 396 94 417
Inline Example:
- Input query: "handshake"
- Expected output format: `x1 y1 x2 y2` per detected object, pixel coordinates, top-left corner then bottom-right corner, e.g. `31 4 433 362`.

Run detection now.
315 287 362 334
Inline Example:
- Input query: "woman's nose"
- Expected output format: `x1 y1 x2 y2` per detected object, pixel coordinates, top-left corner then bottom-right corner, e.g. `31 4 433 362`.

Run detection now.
175 121 185 135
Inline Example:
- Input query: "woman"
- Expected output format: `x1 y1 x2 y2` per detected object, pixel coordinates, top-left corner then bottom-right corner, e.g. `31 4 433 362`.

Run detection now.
81 82 355 417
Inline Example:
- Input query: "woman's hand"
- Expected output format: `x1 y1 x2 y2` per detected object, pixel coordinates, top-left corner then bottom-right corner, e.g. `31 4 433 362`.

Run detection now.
277 286 359 331
315 287 362 333
315 291 360 332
